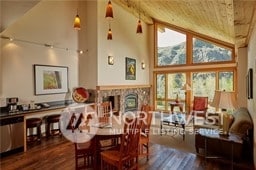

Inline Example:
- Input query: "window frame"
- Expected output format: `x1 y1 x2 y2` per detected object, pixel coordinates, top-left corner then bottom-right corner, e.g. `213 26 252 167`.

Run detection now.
154 23 236 68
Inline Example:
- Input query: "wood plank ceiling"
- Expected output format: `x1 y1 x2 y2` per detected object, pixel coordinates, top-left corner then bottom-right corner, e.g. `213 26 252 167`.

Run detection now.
1 0 255 50
113 0 256 49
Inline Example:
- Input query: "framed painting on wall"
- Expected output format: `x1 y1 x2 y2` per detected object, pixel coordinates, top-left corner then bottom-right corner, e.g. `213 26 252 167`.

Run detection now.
34 64 68 95
247 68 253 99
125 57 136 80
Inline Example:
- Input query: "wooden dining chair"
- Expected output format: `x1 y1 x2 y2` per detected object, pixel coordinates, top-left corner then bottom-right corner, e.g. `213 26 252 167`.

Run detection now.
101 118 141 170
141 104 152 113
139 104 153 160
96 101 119 151
74 137 96 170
97 101 113 117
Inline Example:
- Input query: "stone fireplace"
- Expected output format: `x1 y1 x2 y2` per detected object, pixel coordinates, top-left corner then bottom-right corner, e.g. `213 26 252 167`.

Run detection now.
90 85 151 115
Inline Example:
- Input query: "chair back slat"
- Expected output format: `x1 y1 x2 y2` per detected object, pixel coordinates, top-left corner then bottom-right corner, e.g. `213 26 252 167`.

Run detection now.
140 104 152 134
97 101 112 117
119 118 141 159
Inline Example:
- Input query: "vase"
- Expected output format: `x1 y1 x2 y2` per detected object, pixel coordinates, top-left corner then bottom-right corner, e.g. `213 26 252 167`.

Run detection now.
175 94 179 103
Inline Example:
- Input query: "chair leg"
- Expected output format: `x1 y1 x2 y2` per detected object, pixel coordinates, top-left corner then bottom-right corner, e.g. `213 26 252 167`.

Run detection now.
146 143 149 160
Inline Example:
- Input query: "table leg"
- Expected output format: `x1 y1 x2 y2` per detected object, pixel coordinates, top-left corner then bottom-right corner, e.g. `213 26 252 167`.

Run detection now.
182 124 185 141
231 142 234 170
160 121 163 136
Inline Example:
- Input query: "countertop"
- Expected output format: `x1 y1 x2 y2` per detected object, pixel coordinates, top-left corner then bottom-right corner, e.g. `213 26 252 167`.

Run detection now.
0 102 94 119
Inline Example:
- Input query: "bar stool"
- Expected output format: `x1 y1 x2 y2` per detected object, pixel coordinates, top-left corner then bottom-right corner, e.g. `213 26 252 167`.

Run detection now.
46 114 61 137
26 118 42 143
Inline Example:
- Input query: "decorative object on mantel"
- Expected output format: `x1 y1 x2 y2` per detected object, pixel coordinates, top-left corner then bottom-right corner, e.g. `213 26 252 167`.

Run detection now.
125 57 136 80
210 90 237 135
105 0 113 19
34 65 68 95
108 56 114 65
72 87 89 103
73 9 81 30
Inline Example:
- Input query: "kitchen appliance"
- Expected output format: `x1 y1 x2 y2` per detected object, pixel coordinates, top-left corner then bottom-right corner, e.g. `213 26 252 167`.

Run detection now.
7 97 19 113
0 116 24 156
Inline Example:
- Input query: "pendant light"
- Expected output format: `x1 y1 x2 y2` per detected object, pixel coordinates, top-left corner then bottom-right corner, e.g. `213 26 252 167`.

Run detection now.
105 0 113 19
107 23 113 40
74 9 81 30
136 20 142 34
136 2 142 34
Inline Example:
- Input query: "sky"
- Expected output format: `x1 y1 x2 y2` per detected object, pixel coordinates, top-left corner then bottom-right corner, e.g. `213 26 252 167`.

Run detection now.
157 28 186 47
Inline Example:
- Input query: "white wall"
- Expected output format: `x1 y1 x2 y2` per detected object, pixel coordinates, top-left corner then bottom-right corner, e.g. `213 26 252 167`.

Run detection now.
78 1 98 89
0 0 151 105
247 16 256 166
96 1 150 85
0 1 80 104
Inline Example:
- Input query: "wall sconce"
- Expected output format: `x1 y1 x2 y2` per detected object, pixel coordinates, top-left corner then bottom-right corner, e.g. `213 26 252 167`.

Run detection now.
108 56 114 65
141 62 145 69
73 9 81 30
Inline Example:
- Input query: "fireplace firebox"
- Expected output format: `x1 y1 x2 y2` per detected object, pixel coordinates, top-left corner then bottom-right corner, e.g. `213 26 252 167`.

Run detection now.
124 93 138 112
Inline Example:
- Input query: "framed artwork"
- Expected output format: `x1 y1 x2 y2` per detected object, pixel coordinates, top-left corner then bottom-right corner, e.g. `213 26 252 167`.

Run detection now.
34 64 68 95
247 68 253 99
125 57 136 80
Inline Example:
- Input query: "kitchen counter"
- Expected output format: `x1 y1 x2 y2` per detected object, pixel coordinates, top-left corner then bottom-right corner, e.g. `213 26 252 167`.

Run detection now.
0 102 95 154
0 105 67 119
0 102 94 119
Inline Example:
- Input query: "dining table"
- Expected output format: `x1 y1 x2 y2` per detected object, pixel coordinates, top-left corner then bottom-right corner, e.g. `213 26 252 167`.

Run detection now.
65 113 129 164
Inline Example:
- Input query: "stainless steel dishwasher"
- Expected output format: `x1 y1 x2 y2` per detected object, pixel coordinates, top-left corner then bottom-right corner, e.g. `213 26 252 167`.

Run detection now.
0 116 24 156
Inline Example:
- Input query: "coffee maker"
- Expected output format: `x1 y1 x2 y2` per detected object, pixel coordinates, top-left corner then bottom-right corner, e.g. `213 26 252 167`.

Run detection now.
7 97 19 113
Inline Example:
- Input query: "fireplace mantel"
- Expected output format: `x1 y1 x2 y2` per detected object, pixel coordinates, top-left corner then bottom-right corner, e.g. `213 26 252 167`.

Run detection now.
96 84 151 90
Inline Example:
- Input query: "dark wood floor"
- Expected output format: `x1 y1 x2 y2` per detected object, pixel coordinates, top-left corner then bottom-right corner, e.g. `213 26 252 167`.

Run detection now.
0 136 254 170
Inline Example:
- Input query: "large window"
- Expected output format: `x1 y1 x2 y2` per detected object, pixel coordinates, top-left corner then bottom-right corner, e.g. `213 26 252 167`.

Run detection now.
219 72 234 91
192 38 232 63
157 27 186 66
156 74 165 110
154 23 236 112
156 73 186 111
192 72 216 101
167 73 186 99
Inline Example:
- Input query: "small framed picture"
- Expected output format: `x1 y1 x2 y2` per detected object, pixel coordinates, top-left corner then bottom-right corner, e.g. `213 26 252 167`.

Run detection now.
125 57 136 80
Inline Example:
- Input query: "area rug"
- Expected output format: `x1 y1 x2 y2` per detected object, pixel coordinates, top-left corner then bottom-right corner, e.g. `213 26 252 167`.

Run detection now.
149 112 196 154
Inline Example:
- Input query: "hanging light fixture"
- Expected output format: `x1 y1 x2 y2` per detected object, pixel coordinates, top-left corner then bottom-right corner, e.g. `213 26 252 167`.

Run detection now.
136 20 142 34
136 2 142 34
105 0 113 19
74 9 81 30
107 22 113 40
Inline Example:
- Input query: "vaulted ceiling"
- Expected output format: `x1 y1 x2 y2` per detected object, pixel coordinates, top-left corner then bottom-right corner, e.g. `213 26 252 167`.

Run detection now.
1 0 256 50
113 0 256 49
